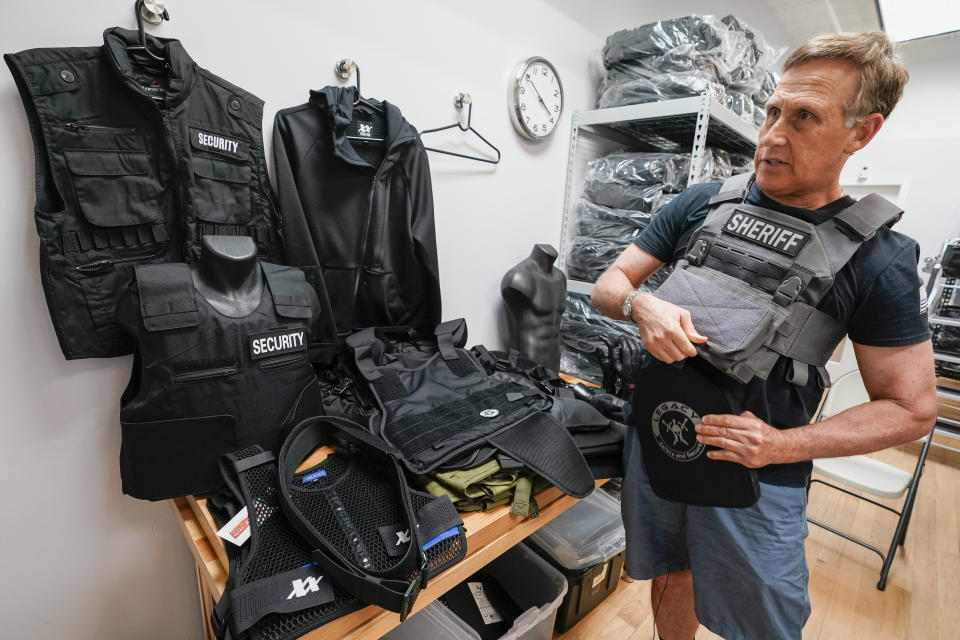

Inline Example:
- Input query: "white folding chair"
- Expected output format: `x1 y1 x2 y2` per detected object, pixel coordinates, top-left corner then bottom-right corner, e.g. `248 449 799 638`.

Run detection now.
807 369 934 590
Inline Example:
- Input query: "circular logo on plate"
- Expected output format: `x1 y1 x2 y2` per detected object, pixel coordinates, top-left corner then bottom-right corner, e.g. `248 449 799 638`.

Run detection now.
479 409 499 418
651 401 705 462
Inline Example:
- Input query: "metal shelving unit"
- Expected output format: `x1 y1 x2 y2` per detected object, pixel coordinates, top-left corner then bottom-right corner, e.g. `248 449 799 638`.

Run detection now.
557 94 759 292
925 239 960 452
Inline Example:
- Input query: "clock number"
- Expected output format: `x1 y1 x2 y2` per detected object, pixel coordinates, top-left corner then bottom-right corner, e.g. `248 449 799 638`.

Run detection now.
554 90 559 98
525 116 531 124
542 67 548 76
549 117 554 123
554 105 559 112
520 103 526 111
533 124 538 132
519 86 525 94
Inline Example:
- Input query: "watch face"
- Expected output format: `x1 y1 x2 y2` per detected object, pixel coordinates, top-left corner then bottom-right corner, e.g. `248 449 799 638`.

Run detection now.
511 57 563 141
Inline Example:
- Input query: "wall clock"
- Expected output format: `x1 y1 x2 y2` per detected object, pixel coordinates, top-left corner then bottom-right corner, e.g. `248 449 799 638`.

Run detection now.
509 56 564 142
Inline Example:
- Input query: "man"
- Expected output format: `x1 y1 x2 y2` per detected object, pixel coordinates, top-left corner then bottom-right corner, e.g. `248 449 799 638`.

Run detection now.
591 31 937 640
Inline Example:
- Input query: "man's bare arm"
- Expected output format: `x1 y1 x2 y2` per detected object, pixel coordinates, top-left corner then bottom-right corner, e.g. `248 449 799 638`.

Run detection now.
696 340 938 466
591 244 707 363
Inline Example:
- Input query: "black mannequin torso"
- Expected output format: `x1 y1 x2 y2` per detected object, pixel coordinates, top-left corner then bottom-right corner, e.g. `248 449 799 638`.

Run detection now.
191 235 264 317
500 244 567 372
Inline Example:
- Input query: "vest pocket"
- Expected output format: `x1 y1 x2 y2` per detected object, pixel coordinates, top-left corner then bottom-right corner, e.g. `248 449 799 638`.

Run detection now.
119 414 238 499
654 265 790 358
191 156 252 224
63 149 162 227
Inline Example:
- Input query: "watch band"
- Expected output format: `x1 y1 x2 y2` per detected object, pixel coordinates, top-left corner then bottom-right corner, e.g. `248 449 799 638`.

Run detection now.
622 289 642 320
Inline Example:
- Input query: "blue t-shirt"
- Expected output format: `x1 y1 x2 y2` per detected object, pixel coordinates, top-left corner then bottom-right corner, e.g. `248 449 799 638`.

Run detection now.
634 181 931 485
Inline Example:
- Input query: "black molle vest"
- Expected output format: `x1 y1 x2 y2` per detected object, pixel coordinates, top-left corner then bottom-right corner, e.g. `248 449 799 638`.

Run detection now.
4 27 281 360
118 262 320 500
346 319 596 499
210 447 363 640
277 417 468 620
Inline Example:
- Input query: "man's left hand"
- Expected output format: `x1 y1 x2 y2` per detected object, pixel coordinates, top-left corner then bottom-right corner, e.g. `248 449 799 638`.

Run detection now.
695 411 790 468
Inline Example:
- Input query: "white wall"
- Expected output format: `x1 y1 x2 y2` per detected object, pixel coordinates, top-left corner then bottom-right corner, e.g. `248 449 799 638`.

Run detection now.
0 1 788 638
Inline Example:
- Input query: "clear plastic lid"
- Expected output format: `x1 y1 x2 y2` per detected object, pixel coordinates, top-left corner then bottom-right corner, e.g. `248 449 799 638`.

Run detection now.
527 489 625 571
381 600 481 640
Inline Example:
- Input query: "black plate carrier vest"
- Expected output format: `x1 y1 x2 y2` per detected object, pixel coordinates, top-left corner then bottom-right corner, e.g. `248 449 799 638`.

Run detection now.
346 319 596 499
5 28 281 360
118 262 320 500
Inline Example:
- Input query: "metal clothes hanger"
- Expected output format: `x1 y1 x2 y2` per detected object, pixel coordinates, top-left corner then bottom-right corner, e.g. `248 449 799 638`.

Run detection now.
335 58 386 144
126 0 170 65
419 93 501 165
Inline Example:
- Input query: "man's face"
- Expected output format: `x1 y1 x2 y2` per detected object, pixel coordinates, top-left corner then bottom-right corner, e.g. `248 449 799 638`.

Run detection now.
754 58 865 204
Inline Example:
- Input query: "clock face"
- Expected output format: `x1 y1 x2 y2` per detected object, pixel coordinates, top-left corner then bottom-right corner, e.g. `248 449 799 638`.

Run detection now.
511 57 563 141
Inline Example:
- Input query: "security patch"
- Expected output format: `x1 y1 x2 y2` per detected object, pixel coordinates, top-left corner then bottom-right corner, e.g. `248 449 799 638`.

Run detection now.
722 211 811 257
190 127 245 160
248 328 307 360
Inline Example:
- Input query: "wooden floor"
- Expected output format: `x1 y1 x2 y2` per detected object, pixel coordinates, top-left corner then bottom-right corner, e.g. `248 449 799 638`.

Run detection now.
557 441 960 640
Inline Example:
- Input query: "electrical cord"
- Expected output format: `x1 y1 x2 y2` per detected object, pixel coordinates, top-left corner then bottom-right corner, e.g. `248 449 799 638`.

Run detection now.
651 572 669 640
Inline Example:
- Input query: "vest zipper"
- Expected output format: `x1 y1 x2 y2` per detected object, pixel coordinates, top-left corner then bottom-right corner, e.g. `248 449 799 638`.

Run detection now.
64 122 138 134
173 365 239 384
74 249 163 274
259 353 306 370
353 170 382 307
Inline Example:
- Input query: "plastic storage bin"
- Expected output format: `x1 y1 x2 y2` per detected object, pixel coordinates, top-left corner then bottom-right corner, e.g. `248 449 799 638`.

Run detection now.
441 542 567 640
525 489 626 632
380 600 480 640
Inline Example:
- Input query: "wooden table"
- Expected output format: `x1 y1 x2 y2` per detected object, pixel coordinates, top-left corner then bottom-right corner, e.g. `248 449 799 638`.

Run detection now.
169 451 603 639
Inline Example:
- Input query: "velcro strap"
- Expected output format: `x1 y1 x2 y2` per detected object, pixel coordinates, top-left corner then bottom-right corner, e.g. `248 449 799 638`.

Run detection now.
434 319 468 360
232 450 275 474
832 193 903 241
708 188 748 205
414 496 463 544
708 171 753 205
371 371 408 401
229 564 335 635
262 263 312 319
135 263 200 331
786 358 809 386
767 303 845 367
510 475 533 517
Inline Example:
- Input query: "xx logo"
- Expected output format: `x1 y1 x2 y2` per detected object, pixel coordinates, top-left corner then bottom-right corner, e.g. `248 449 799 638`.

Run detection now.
395 529 411 546
358 123 373 137
287 576 323 600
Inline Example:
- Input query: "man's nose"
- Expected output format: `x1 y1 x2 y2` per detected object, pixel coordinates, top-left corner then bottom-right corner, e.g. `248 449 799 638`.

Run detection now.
760 116 788 147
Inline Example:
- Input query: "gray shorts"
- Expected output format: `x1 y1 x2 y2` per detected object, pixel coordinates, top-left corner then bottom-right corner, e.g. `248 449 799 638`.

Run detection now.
621 424 811 640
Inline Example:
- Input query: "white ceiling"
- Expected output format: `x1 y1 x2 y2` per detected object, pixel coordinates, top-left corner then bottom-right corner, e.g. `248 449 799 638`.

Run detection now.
764 0 882 46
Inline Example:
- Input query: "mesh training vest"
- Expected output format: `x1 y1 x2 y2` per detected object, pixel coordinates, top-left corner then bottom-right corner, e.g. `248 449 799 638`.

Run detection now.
346 319 596 500
277 417 468 620
654 172 903 386
5 28 281 359
118 262 320 500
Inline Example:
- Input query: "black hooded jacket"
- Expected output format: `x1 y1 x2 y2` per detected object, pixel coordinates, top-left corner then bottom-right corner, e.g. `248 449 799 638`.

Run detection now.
273 86 441 335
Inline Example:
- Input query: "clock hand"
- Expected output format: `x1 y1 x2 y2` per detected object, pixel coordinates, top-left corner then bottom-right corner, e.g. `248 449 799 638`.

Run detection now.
525 74 553 116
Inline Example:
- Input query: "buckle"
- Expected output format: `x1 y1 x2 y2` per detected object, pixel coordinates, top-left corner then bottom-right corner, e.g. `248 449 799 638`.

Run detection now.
773 276 803 306
685 239 708 266
398 571 424 622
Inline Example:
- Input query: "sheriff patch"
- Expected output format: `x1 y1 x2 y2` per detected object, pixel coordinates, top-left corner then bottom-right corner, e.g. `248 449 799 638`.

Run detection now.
190 127 245 160
248 328 306 360
723 212 811 257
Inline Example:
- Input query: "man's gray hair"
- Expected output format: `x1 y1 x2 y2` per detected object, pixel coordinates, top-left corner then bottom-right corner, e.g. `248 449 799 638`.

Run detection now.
783 31 909 126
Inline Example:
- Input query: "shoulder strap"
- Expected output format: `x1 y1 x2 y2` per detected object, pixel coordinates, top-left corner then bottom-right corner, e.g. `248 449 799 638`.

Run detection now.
832 193 903 241
261 263 313 319
135 263 200 332
819 193 904 275
707 171 754 206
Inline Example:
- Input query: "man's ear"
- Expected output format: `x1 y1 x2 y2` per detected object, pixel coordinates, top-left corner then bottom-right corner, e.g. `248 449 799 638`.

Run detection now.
846 113 884 154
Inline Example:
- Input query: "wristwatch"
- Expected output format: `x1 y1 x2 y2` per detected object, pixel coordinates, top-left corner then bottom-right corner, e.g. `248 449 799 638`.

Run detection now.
621 290 642 320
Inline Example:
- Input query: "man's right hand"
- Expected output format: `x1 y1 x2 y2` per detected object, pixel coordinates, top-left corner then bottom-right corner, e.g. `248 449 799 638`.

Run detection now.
631 293 708 364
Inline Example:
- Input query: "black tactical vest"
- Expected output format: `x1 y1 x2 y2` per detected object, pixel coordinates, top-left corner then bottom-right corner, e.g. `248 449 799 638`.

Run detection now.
118 262 320 500
346 319 596 500
5 28 281 360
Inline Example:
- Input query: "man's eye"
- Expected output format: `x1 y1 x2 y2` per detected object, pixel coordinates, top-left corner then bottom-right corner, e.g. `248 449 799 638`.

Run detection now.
799 111 813 120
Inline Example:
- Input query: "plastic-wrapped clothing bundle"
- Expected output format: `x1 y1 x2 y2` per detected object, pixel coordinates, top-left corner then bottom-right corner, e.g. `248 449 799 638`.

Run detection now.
603 14 730 65
566 237 632 283
698 147 755 183
560 294 643 387
598 72 720 110
584 152 691 195
575 199 654 242
598 14 782 121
